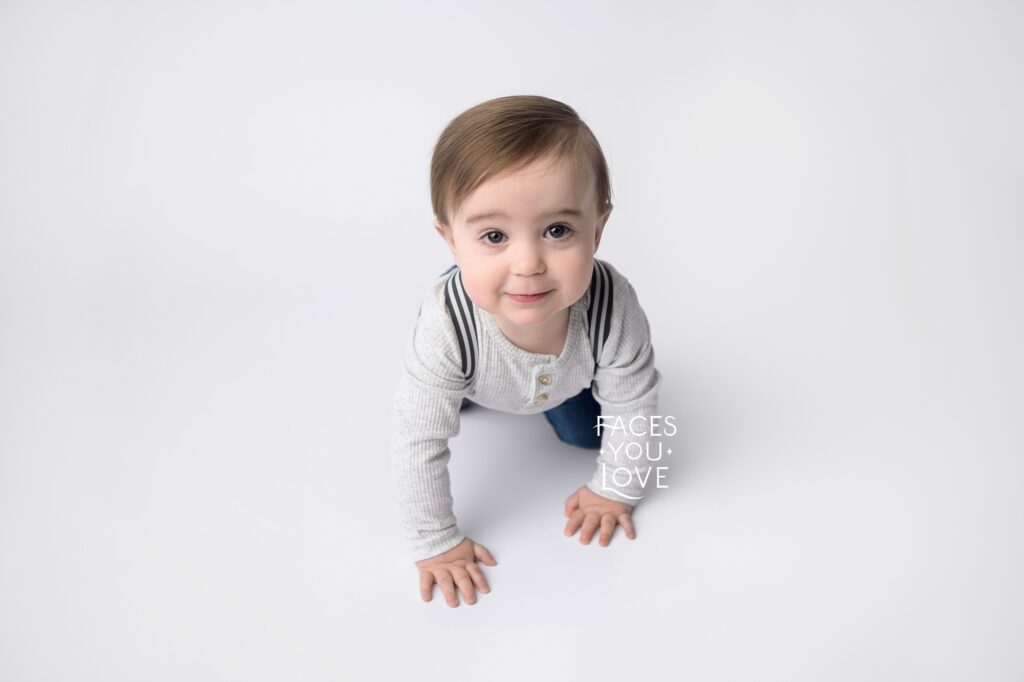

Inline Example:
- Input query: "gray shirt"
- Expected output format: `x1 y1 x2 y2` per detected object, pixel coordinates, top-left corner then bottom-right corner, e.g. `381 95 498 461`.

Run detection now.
390 258 662 562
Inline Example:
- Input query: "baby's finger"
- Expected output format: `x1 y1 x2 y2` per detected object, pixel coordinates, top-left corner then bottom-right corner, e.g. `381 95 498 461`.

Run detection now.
437 570 459 608
474 543 498 566
466 562 491 594
598 514 617 546
619 513 636 539
450 566 478 606
580 513 601 544
564 493 579 518
564 510 584 537
419 570 435 602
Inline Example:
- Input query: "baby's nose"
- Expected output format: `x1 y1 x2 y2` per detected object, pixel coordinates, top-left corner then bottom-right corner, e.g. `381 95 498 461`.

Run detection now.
510 245 545 275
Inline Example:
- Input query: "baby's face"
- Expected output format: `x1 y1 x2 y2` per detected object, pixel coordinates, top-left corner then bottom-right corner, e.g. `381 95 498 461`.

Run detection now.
436 153 612 331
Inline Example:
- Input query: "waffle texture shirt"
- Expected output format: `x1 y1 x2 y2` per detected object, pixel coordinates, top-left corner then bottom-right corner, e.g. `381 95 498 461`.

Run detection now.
390 258 662 562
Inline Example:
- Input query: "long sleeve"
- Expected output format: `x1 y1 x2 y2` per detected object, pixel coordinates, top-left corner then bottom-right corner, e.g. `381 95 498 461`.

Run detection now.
389 292 471 562
586 273 663 506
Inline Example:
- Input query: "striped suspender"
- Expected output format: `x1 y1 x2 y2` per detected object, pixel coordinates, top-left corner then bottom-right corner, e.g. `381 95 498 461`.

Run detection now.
443 268 479 384
587 259 614 366
442 260 615 383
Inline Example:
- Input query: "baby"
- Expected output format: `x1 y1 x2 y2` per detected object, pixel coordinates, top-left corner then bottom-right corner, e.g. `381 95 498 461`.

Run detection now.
390 95 662 607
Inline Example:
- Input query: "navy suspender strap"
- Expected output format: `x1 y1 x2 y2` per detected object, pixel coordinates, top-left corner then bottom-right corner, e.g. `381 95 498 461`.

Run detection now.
442 260 614 383
586 259 614 366
443 268 479 384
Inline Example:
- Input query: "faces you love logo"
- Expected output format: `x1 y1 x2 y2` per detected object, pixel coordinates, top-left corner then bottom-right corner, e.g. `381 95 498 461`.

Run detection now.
594 415 675 501
597 415 677 438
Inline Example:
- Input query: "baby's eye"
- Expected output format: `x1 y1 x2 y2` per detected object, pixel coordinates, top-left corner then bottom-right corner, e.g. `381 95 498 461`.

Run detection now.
483 231 505 246
546 224 573 239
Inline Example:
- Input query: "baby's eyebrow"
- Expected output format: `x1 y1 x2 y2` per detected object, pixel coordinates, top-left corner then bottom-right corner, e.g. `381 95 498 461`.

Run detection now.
465 208 583 224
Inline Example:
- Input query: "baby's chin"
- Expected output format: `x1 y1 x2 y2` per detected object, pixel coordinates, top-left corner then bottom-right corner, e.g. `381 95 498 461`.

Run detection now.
493 301 571 326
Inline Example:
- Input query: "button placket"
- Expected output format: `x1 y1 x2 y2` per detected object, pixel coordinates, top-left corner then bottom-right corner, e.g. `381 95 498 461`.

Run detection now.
533 371 553 405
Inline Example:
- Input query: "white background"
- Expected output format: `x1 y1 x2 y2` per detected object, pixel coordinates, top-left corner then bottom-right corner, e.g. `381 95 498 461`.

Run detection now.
1 1 1021 680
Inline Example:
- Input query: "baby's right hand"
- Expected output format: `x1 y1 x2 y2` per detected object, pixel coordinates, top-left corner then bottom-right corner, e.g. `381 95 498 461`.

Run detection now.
414 537 497 607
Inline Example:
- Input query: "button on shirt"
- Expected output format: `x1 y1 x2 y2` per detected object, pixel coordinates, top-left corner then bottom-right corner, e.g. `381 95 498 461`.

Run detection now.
391 259 662 562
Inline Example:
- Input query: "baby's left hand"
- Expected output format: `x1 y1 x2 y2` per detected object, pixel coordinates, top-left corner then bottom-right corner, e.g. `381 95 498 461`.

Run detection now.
563 485 637 546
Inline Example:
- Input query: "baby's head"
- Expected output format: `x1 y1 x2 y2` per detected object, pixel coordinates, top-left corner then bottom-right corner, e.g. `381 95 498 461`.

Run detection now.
430 95 614 331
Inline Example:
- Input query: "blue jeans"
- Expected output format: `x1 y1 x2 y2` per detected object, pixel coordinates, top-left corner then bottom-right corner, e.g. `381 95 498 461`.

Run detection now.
542 386 603 450
440 265 602 450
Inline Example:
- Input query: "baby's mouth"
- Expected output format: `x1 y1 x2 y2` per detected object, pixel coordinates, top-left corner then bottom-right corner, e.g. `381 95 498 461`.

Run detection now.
507 290 552 302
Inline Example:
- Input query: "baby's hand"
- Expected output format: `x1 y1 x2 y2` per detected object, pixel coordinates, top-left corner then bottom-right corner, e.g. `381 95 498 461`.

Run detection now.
414 537 497 607
563 485 637 546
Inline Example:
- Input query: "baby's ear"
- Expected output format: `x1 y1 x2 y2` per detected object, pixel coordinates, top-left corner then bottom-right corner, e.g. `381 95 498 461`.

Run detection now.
594 207 612 250
434 219 457 255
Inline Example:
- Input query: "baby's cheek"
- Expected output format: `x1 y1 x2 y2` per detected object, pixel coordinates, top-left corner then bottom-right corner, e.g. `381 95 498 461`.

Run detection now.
567 267 592 300
463 280 498 310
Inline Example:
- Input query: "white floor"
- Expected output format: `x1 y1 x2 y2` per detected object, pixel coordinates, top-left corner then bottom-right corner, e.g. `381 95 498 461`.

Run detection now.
1 2 1021 680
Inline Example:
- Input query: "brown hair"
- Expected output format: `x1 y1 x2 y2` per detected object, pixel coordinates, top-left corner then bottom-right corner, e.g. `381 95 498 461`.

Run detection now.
430 95 613 229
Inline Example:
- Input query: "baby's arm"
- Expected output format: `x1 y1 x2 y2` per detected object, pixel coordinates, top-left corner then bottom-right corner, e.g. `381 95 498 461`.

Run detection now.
585 272 663 509
389 291 498 605
390 293 469 561
390 365 466 561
